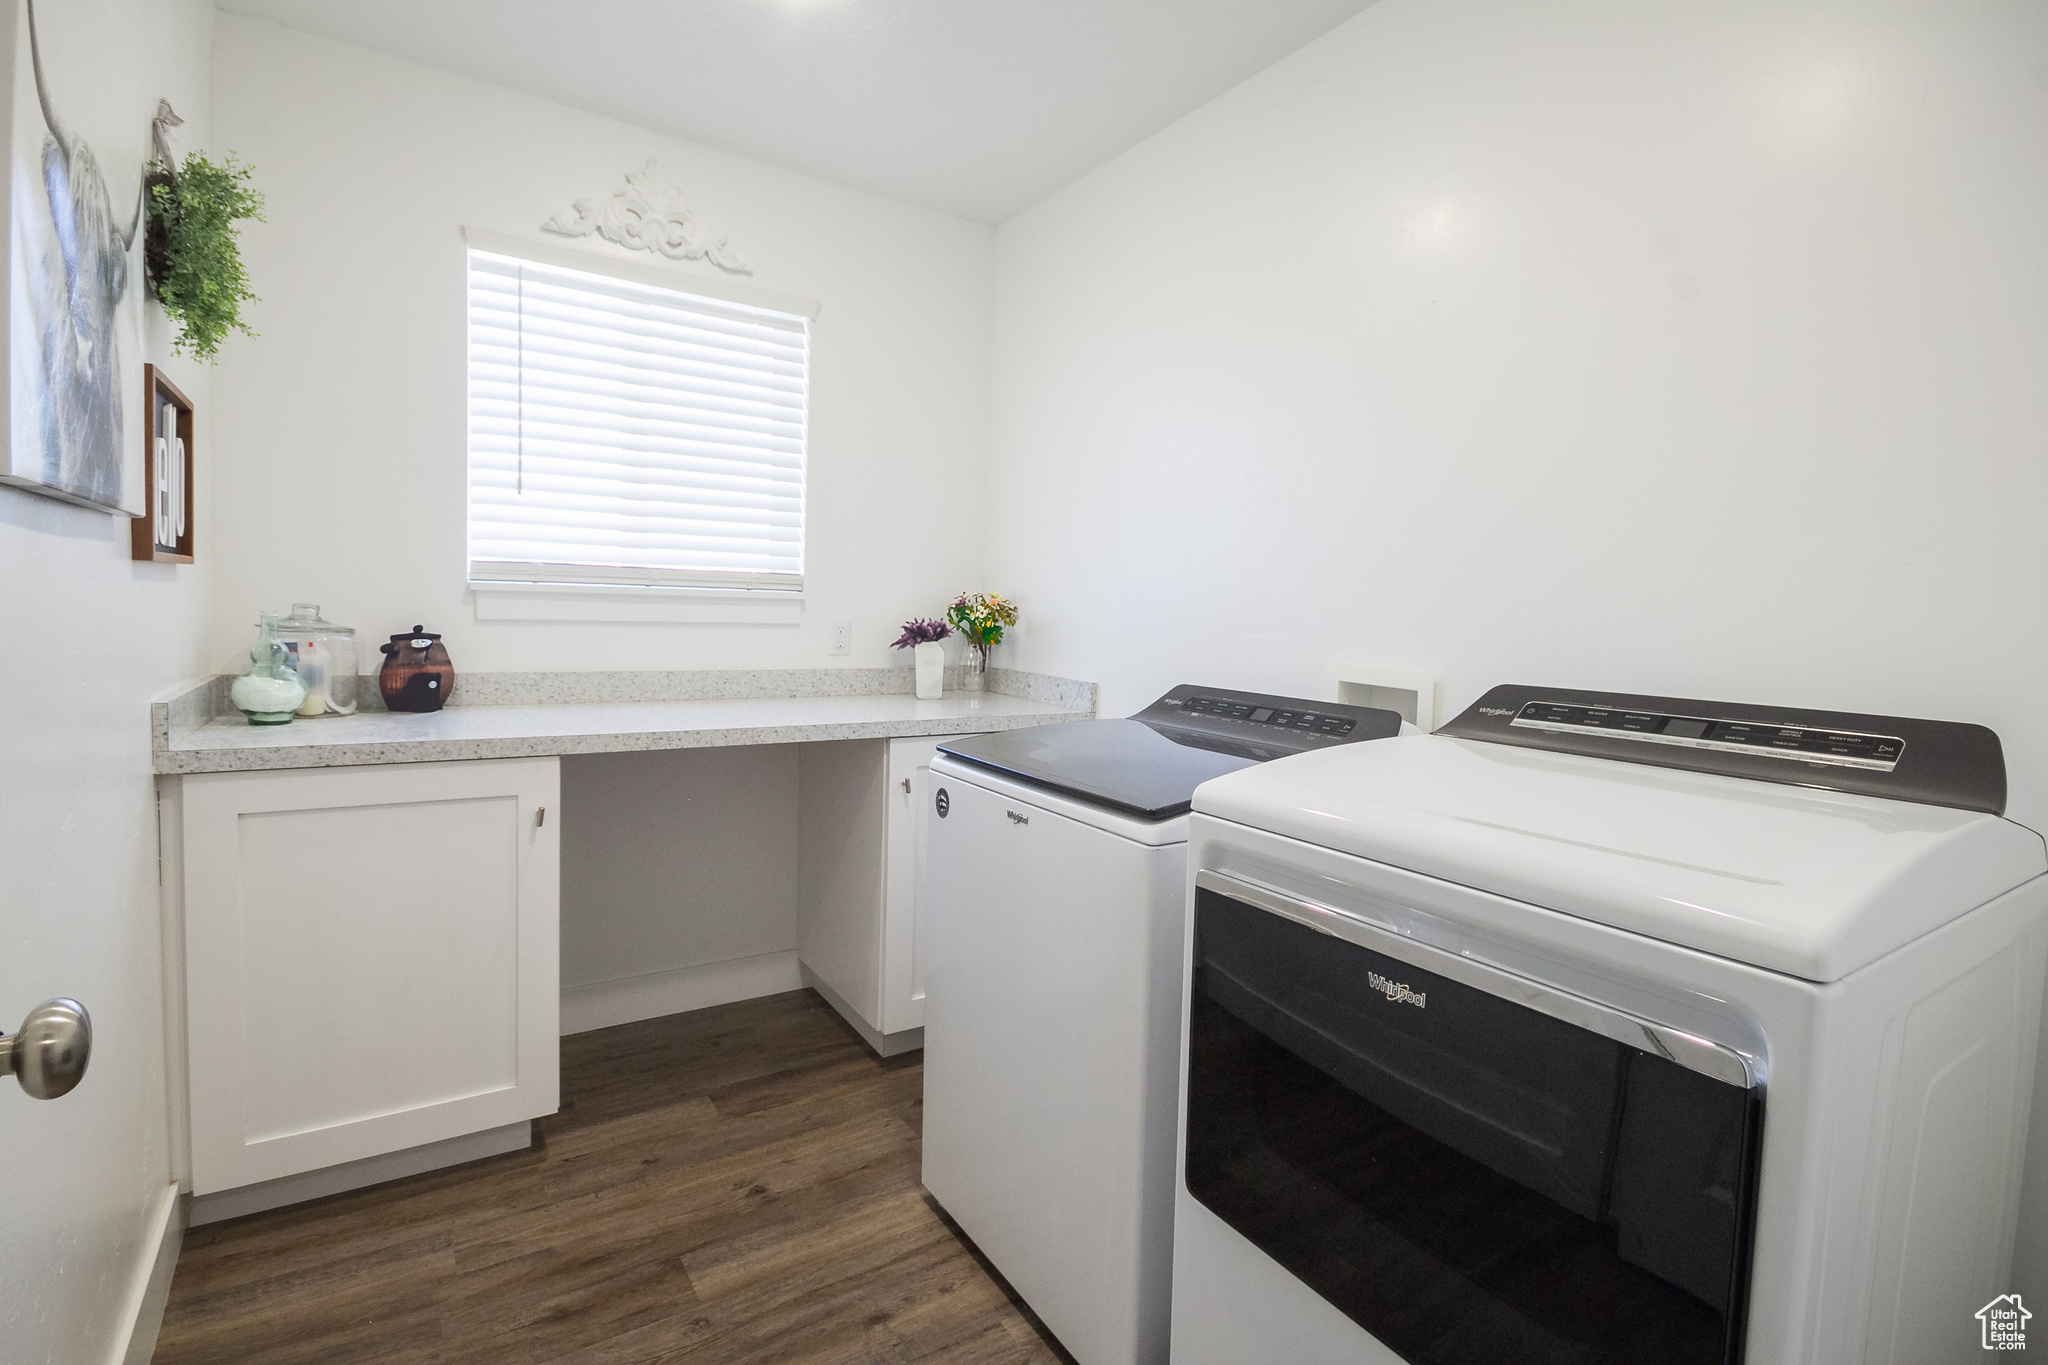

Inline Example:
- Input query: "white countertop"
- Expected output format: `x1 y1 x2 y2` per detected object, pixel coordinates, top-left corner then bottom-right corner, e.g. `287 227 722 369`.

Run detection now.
156 690 1090 775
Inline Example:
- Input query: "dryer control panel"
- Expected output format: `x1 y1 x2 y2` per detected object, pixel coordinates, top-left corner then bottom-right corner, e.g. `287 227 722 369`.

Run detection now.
1440 684 2006 815
1512 700 1904 770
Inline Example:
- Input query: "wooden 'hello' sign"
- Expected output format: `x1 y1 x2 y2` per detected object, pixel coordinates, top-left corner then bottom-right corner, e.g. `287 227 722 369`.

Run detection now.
132 365 194 564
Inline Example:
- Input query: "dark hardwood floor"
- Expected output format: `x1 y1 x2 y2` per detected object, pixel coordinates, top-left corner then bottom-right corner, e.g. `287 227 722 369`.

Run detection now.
153 990 1072 1365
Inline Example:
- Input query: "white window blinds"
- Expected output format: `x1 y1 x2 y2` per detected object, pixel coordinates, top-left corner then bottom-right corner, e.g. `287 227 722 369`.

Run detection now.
467 248 809 592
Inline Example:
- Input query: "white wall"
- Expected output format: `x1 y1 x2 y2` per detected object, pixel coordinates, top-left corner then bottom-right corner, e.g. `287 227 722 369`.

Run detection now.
206 14 994 676
985 0 2048 1301
0 1 215 1359
201 17 998 1043
559 746 799 1015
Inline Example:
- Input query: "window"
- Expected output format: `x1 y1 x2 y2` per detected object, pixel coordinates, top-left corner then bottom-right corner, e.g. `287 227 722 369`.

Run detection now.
466 246 810 594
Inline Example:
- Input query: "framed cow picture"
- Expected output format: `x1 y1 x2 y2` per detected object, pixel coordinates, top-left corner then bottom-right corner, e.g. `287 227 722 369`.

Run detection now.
0 0 154 515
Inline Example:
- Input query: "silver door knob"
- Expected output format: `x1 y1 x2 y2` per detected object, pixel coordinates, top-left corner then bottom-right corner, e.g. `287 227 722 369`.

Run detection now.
1 999 91 1100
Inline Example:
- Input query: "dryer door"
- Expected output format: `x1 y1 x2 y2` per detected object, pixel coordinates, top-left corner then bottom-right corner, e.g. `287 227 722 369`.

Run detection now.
1185 873 1764 1365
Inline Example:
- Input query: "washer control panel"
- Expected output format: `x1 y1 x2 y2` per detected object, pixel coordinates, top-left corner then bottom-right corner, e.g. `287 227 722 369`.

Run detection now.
1178 695 1359 739
1134 685 1401 760
1512 700 1903 771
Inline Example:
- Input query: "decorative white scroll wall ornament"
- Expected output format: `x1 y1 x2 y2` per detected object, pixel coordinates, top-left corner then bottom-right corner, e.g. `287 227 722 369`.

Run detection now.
541 161 752 274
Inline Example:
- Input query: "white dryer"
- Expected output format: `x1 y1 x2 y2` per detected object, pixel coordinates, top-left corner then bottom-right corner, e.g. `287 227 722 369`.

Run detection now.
921 685 1401 1365
1173 685 2048 1365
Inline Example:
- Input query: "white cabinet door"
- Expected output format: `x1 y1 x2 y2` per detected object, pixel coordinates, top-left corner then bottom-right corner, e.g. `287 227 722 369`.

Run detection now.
180 758 559 1194
799 735 983 1049
797 740 889 1030
881 736 951 1035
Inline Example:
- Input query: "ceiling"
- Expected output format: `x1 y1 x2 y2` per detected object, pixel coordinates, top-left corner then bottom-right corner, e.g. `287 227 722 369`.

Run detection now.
212 0 1375 223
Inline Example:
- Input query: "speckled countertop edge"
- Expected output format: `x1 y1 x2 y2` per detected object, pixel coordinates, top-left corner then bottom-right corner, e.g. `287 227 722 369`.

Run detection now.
153 669 1097 776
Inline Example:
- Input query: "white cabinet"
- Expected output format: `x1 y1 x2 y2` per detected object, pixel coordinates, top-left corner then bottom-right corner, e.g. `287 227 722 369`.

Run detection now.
174 758 559 1195
798 735 970 1054
882 737 937 1036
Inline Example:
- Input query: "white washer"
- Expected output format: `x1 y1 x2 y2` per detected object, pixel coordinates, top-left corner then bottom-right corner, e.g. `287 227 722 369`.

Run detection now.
922 686 1401 1365
1173 685 2048 1365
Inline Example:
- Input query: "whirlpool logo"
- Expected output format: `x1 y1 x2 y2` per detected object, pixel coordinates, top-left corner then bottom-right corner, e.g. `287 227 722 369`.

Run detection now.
1368 971 1426 1009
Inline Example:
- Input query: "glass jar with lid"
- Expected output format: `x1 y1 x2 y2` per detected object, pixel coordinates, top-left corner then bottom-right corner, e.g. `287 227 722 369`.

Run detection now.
276 603 359 716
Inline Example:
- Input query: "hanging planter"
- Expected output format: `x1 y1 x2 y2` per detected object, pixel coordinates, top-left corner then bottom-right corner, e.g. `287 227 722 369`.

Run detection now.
144 107 264 363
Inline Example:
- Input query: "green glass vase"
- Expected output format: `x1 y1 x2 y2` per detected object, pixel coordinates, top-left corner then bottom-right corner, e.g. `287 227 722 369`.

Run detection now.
230 612 308 725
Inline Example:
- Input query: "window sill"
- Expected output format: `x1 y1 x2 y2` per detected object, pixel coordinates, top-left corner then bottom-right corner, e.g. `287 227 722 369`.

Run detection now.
470 581 805 625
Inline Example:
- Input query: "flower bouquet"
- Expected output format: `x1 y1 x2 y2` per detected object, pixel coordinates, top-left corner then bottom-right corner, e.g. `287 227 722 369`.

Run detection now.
945 592 1018 692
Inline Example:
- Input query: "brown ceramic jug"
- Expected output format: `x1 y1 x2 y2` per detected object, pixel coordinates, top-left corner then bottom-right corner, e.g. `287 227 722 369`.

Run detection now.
378 626 455 713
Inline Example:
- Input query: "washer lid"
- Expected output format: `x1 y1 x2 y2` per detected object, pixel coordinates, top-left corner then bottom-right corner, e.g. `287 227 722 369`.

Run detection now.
1193 734 2048 982
938 717 1256 820
938 685 1401 820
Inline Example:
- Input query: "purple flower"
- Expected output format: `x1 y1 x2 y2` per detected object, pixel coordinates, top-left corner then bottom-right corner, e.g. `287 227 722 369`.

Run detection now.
892 617 952 649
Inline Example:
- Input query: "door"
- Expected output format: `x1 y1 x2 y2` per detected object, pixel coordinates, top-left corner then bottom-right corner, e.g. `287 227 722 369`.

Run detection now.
801 735 982 1042
0 10 217 1358
880 735 952 1035
1185 872 1765 1365
179 758 560 1193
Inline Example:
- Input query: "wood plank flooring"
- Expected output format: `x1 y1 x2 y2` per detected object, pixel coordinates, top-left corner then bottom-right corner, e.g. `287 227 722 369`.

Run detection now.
153 991 1074 1365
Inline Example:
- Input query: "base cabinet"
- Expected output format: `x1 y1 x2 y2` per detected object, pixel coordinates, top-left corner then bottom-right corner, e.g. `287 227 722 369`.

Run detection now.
881 737 939 1036
175 757 560 1195
798 736 971 1052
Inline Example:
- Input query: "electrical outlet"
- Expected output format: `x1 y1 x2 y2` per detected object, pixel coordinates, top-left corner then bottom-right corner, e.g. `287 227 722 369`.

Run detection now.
829 619 853 656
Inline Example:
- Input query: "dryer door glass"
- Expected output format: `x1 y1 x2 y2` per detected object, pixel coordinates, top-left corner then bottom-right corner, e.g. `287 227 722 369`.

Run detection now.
1185 885 1764 1365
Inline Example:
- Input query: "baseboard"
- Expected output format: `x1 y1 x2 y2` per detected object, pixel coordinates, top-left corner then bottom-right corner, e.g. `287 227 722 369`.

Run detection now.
112 1182 183 1365
799 964 924 1058
562 951 803 1035
190 1121 533 1227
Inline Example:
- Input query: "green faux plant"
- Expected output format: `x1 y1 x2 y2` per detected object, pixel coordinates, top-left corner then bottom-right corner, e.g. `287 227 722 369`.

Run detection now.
146 152 264 362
